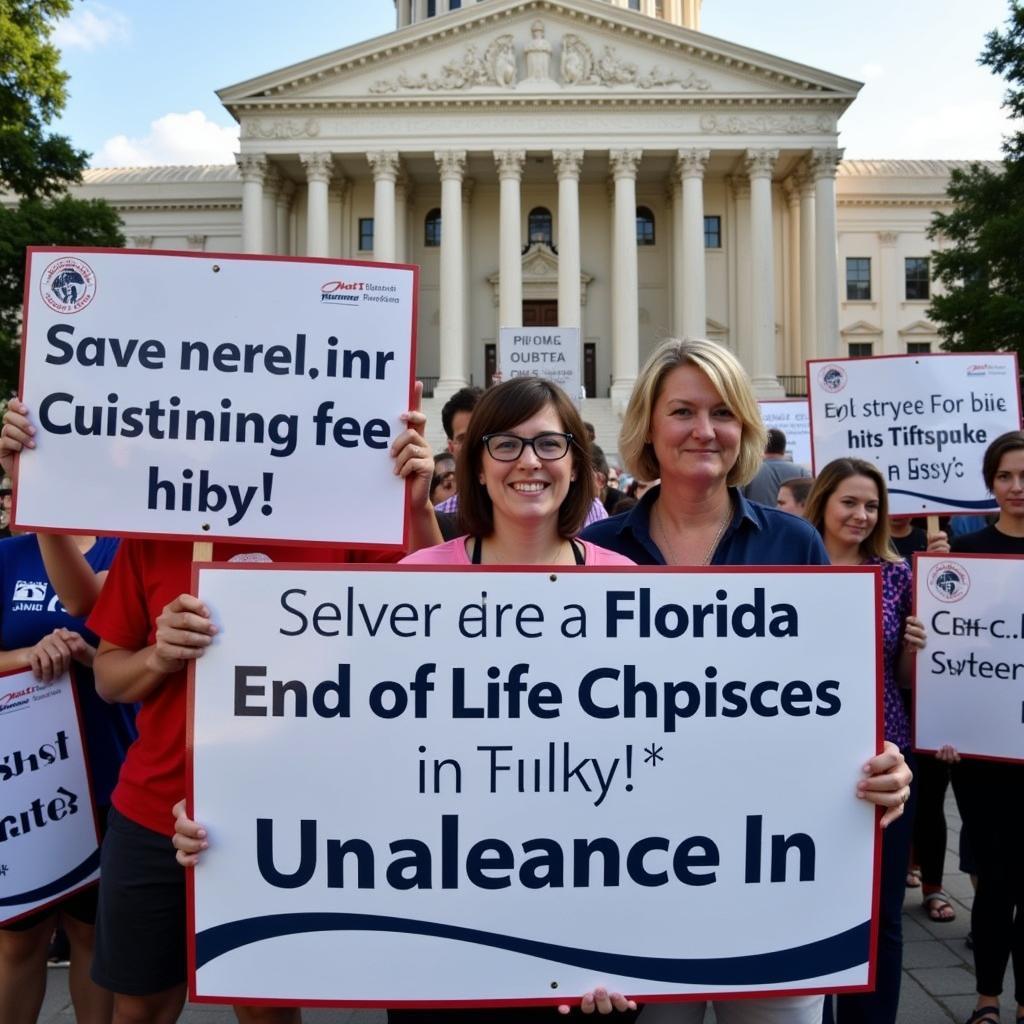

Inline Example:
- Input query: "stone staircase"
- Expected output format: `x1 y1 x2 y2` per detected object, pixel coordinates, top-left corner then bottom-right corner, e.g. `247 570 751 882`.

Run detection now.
419 396 624 467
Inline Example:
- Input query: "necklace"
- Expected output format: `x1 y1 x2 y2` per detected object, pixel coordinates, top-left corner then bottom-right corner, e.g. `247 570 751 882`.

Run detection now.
654 501 730 566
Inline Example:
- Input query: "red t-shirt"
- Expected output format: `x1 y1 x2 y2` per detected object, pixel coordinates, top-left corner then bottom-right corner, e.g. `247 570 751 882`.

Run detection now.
87 539 398 836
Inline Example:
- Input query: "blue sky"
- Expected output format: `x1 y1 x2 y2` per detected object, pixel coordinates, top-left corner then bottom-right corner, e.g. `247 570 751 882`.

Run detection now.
50 0 1016 167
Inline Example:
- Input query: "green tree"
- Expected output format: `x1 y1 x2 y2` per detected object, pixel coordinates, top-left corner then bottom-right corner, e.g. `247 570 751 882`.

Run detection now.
928 1 1024 356
0 0 124 394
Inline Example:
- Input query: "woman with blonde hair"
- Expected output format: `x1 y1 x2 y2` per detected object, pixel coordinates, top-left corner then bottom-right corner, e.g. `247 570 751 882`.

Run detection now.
804 457 927 1024
583 338 913 1024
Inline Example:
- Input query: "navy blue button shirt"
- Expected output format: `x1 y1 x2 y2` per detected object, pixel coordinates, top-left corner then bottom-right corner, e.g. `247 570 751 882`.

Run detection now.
581 485 830 566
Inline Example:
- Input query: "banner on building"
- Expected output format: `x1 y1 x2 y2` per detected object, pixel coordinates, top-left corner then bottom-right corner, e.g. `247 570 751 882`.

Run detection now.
759 399 811 468
807 354 1021 515
16 248 417 549
189 564 882 1007
499 327 581 401
0 668 100 925
914 553 1024 763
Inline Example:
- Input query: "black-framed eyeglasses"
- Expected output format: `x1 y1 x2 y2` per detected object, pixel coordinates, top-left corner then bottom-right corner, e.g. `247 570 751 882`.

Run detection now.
482 432 573 462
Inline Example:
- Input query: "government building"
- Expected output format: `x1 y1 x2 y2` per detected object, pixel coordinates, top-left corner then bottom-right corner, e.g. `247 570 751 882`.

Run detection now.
69 0 995 446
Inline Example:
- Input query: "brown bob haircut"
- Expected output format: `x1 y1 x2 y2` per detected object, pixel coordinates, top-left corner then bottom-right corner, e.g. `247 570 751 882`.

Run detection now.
456 377 596 539
804 457 901 563
982 430 1024 491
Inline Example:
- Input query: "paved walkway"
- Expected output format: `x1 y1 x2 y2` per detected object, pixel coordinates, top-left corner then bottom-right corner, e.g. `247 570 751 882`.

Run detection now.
37 792 1013 1024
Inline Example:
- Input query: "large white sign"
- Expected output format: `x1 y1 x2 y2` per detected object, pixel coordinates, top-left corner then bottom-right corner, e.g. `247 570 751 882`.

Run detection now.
914 553 1024 763
190 564 881 1007
16 248 417 548
499 327 581 400
0 669 100 925
759 400 811 468
807 354 1021 515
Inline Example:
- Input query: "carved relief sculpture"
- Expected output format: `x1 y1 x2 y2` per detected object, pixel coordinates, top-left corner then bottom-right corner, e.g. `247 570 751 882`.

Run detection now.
560 34 709 90
370 34 518 93
524 21 552 82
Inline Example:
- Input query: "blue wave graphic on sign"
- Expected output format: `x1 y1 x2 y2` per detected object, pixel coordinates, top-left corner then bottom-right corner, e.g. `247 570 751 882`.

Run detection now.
888 490 997 510
0 848 99 907
195 913 869 984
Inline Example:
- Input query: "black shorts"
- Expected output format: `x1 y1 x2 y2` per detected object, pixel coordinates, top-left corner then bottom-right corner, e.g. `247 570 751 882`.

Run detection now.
1 805 108 933
91 806 187 996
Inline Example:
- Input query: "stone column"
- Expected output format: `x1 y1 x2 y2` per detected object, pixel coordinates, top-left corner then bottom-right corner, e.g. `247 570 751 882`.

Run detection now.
745 149 783 396
336 177 351 259
798 169 816 362
782 176 801 375
879 231 900 355
367 151 399 263
609 149 642 414
668 178 683 336
236 153 266 254
462 178 475 382
300 152 333 258
413 0 428 21
494 150 525 329
275 179 294 256
395 175 410 264
261 165 280 256
434 150 468 401
640 0 657 15
678 148 709 339
554 149 583 330
811 147 843 358
729 174 752 369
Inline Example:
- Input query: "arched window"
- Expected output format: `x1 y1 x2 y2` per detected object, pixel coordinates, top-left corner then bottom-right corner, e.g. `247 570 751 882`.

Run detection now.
424 208 442 247
636 206 655 246
528 207 553 246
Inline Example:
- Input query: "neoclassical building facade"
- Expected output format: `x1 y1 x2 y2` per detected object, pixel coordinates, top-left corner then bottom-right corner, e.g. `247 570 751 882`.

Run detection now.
69 0 994 441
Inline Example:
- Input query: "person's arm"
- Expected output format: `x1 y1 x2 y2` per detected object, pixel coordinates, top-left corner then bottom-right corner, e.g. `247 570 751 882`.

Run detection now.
898 614 926 686
0 398 34 479
393 382 442 554
857 741 913 828
93 593 216 704
38 534 107 616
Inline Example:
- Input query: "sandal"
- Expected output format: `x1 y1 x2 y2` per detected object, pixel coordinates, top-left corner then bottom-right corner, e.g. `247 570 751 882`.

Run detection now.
964 1009 1000 1023
923 890 956 922
905 867 922 888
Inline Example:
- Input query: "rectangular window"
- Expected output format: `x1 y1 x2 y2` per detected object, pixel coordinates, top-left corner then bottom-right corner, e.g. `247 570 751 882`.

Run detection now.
426 0 436 16
907 342 932 354
848 342 873 358
905 257 930 300
449 0 461 7
358 218 374 252
704 215 722 249
845 257 871 301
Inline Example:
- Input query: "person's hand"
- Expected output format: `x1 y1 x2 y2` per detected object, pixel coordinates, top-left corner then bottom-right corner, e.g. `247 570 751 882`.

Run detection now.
935 744 961 764
147 594 216 676
557 988 637 1015
171 798 208 867
0 398 35 478
926 531 950 554
28 627 88 681
857 740 912 828
902 615 927 653
392 381 434 510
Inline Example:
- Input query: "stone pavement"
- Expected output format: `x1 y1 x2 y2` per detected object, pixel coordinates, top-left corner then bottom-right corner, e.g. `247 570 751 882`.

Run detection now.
36 792 1014 1024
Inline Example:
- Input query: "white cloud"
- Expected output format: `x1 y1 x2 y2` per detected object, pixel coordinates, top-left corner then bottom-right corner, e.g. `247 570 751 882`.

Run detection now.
52 4 129 51
92 110 240 167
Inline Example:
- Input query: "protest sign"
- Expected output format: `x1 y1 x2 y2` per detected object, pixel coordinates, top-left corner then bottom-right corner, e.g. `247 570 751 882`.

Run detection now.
189 564 881 1007
499 327 581 400
16 248 417 548
758 399 811 467
914 553 1024 763
0 668 100 925
807 354 1021 515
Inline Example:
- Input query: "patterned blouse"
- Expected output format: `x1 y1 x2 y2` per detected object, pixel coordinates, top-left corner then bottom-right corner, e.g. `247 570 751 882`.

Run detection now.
867 556 913 749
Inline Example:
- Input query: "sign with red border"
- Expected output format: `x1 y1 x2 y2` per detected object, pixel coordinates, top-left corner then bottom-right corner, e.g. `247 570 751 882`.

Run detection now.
15 248 418 550
913 552 1024 763
187 564 882 1007
0 667 100 925
806 353 1021 516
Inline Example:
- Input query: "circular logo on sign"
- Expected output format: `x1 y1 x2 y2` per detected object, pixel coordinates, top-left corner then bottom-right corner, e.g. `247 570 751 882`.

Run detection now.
927 561 971 603
40 256 96 314
817 364 847 394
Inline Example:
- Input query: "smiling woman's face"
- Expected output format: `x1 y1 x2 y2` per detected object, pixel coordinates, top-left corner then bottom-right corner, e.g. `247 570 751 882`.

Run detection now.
647 364 741 490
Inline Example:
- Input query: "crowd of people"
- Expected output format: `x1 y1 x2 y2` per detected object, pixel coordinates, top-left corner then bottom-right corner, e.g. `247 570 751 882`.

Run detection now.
0 335 1019 1024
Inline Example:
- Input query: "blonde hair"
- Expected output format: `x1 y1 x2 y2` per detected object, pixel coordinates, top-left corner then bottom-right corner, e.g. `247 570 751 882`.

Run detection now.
619 337 766 487
804 458 901 563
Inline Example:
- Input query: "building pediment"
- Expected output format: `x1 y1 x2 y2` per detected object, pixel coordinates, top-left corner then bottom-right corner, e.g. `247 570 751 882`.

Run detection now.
841 320 883 337
219 0 859 116
898 320 938 337
487 243 592 305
